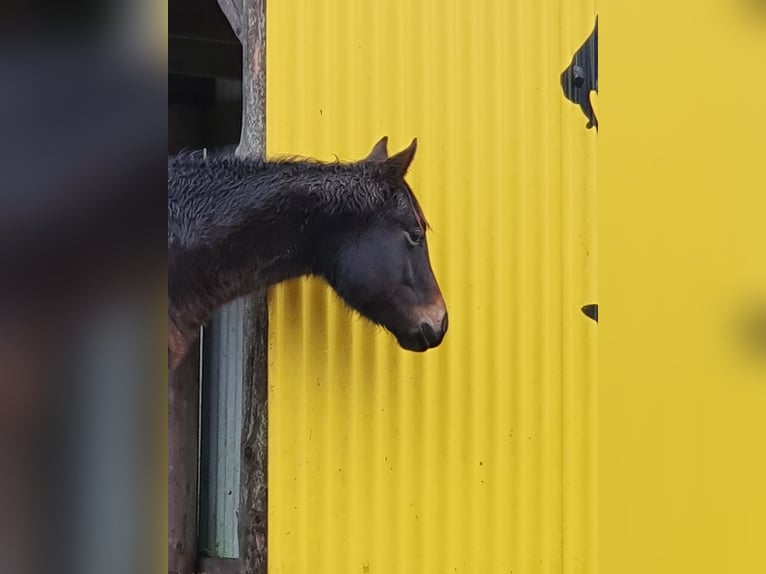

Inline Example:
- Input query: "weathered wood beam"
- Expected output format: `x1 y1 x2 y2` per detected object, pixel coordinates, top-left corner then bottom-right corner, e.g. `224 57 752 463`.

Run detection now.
168 340 201 574
217 0 268 572
233 0 265 160
198 556 241 574
239 295 268 574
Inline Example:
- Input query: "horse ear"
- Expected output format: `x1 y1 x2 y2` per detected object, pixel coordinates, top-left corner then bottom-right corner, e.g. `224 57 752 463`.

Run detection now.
366 136 389 162
387 138 417 177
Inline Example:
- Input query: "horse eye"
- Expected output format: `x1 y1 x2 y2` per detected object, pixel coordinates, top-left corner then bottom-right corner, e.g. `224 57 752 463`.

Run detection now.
404 230 425 246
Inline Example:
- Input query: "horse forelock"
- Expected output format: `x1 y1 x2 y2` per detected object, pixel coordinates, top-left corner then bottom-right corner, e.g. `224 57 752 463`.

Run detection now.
359 161 430 231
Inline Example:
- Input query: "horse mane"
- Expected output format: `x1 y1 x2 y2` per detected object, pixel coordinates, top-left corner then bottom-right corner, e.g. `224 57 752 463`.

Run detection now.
168 150 430 236
270 152 433 232
270 154 431 231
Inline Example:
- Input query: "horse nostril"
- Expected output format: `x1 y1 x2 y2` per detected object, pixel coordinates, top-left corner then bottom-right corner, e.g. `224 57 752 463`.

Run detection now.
440 312 449 334
420 322 438 347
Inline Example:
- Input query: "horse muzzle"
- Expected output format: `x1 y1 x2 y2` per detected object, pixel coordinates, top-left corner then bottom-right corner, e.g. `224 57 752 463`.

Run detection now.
396 303 448 352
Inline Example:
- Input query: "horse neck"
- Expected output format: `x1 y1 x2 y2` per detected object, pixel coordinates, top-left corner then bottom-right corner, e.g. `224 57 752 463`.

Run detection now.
169 157 379 333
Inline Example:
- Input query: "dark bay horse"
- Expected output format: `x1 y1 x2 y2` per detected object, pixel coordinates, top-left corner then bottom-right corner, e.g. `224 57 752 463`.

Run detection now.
168 137 448 370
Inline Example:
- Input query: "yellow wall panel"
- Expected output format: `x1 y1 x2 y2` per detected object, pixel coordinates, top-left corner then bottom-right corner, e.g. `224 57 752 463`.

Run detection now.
267 2 597 572
600 2 766 573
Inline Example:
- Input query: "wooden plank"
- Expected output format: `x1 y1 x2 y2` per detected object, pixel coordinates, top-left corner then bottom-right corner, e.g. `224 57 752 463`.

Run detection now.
198 556 241 574
226 0 268 571
168 339 201 574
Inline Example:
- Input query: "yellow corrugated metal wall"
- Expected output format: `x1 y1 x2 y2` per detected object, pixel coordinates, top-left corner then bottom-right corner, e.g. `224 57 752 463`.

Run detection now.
600 2 766 573
267 2 597 573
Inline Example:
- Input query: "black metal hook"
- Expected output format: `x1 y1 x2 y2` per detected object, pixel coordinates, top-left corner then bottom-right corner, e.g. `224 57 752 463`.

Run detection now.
561 16 598 130
581 304 598 323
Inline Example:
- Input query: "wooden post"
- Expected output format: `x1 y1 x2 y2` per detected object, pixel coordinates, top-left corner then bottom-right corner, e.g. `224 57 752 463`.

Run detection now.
168 340 200 574
237 2 268 571
235 0 266 160
217 1 269 572
239 295 269 574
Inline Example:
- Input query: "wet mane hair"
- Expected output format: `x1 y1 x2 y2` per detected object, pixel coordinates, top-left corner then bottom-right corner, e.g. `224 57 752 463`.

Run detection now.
168 151 426 252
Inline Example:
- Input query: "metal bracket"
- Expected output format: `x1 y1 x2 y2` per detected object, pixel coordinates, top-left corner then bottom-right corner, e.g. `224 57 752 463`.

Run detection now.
561 16 599 130
581 304 599 323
